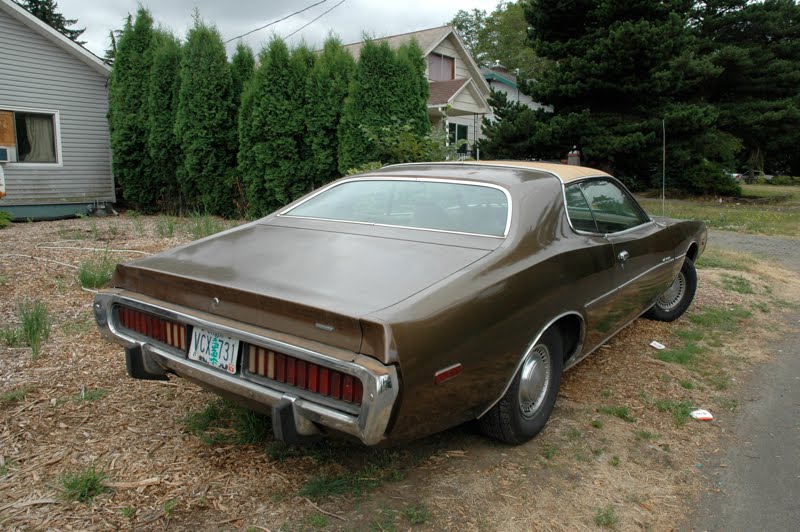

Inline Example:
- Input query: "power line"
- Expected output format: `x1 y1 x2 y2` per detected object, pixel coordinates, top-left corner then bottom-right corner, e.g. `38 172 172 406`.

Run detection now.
224 0 329 44
282 0 346 41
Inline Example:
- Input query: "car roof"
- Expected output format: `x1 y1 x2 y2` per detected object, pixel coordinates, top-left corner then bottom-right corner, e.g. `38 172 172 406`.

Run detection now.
374 161 611 186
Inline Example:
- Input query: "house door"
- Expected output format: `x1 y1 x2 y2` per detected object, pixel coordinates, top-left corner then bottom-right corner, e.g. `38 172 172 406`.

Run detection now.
448 123 469 154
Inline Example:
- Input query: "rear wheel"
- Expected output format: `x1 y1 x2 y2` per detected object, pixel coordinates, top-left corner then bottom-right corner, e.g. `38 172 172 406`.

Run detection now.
644 258 697 322
479 328 563 444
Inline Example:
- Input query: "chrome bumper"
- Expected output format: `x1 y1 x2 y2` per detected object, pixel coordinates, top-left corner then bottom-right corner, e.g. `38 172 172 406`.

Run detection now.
94 290 399 446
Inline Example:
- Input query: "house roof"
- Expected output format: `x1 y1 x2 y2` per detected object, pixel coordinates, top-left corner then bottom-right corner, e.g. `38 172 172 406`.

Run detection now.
0 0 110 77
342 25 491 95
428 78 469 105
481 66 518 89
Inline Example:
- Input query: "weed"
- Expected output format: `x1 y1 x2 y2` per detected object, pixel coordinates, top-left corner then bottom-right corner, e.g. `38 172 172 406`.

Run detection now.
73 388 108 401
77 251 116 289
752 302 770 313
402 503 430 525
633 430 657 441
88 220 101 240
609 455 621 467
658 373 671 383
0 326 22 348
575 452 590 462
121 506 136 518
189 213 225 240
61 317 93 337
657 342 705 366
595 505 618 528
156 216 177 238
592 447 605 458
1 385 34 404
106 224 121 239
0 274 8 285
598 406 636 423
601 388 613 398
300 474 353 499
705 371 731 390
300 457 404 500
180 399 271 445
680 380 695 390
18 299 51 358
0 462 9 477
308 513 329 529
163 499 177 515
721 274 755 294
370 507 399 532
57 227 87 240
0 211 12 229
591 419 604 429
60 465 108 502
654 399 693 425
566 428 584 441
543 445 558 459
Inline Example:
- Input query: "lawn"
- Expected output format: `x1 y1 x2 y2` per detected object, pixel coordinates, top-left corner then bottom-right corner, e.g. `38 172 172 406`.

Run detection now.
639 184 800 238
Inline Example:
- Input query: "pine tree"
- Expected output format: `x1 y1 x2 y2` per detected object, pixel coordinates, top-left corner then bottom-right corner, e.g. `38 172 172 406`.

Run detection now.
305 37 355 189
230 42 256 113
146 32 182 211
396 40 431 136
175 18 237 215
239 39 315 217
107 8 155 208
19 0 85 44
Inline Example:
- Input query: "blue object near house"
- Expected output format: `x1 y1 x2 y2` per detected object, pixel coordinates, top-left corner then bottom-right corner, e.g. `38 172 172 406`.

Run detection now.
0 0 114 220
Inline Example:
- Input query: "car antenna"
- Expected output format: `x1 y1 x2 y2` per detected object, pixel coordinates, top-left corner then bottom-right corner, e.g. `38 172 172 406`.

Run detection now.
662 118 666 218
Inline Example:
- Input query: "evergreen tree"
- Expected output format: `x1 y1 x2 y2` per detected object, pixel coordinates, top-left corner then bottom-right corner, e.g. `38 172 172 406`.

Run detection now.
19 0 85 44
230 42 256 113
239 39 315 217
338 40 430 173
305 37 356 188
396 40 431 136
107 8 155 208
146 32 182 211
175 19 237 215
523 0 739 194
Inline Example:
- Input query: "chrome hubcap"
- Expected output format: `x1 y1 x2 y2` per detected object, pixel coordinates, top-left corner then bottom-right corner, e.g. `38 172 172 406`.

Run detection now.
518 344 551 419
657 272 686 311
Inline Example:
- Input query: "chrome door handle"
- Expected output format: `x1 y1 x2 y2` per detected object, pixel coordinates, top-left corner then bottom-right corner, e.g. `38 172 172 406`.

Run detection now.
618 250 630 262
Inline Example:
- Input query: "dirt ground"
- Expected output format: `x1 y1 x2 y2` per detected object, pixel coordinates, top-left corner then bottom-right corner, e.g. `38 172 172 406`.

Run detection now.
0 215 798 531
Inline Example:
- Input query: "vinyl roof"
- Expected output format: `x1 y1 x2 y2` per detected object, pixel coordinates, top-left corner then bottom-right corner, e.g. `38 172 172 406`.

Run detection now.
461 161 611 182
381 161 611 184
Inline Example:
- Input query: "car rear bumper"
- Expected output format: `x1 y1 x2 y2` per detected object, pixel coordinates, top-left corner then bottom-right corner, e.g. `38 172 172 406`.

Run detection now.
94 290 399 445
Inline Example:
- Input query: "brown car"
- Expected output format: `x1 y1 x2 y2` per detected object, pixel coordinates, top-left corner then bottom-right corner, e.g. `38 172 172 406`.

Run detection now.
94 161 707 445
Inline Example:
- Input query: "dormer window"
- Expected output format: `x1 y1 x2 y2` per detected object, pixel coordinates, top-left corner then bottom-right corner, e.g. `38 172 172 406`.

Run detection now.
428 53 455 81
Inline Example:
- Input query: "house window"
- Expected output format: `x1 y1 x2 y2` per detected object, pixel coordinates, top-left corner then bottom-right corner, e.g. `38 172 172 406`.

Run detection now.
448 123 468 153
14 111 58 163
428 53 455 81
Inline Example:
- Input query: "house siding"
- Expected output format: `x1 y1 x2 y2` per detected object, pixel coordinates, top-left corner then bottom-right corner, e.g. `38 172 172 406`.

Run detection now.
0 6 114 207
430 37 470 80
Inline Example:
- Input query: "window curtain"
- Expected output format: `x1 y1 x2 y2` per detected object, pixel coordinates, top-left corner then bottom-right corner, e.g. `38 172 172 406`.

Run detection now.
23 115 56 162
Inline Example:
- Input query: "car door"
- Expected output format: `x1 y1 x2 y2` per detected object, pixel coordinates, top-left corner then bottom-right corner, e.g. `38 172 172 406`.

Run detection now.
579 179 678 325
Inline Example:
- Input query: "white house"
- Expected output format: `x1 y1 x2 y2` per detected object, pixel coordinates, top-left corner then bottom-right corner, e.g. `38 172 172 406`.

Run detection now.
0 0 114 220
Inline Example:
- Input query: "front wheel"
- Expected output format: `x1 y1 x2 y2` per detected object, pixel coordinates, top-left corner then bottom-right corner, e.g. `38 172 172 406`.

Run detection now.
644 258 697 322
479 328 563 444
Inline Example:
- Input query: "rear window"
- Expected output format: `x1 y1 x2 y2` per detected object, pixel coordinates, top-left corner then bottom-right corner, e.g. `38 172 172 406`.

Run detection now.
283 179 510 237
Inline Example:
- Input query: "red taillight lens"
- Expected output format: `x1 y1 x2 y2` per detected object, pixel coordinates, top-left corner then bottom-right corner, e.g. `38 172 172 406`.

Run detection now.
118 306 187 352
246 344 363 405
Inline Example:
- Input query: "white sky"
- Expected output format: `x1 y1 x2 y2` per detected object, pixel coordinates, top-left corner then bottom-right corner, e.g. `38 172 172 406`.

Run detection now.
56 0 500 57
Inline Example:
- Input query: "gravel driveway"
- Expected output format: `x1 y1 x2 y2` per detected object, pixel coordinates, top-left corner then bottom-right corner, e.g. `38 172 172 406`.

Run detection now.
708 229 800 271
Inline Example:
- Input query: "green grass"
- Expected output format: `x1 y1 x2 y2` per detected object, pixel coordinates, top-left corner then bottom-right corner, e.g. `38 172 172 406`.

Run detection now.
680 379 695 390
308 513 329 529
300 455 406 500
0 326 22 348
120 506 136 518
77 251 116 289
0 274 8 286
0 385 34 404
720 274 755 294
741 183 800 203
566 428 584 441
591 419 604 429
543 444 558 459
654 399 693 426
18 299 51 358
656 342 705 366
639 196 800 237
609 455 621 467
180 398 271 446
189 213 225 240
401 503 430 525
73 388 108 402
595 505 619 528
598 405 636 423
633 430 657 441
163 499 177 516
695 248 756 272
0 211 12 229
60 465 108 502
155 216 177 238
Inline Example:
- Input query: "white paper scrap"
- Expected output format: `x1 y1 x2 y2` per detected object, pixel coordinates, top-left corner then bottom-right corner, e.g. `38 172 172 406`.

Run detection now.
690 409 714 421
650 340 666 350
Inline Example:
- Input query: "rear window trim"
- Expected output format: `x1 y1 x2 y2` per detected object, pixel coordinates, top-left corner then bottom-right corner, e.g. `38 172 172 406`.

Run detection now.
279 176 513 238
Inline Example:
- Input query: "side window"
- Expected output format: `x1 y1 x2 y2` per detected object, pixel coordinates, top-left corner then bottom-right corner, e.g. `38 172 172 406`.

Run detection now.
579 180 649 233
565 185 598 232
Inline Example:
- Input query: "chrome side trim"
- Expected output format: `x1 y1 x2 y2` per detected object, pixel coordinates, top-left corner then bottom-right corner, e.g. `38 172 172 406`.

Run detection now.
94 291 399 446
584 258 677 308
278 176 513 238
477 311 585 419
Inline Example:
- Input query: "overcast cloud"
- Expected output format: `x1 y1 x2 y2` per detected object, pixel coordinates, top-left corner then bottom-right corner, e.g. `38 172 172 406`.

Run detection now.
56 0 499 57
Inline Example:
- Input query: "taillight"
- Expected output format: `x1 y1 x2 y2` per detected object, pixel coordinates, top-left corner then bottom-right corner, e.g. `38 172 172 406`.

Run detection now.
117 306 187 351
246 344 363 405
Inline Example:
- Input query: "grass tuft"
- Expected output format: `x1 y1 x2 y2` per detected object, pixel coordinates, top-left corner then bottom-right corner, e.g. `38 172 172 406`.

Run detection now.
598 405 636 423
595 505 619 528
402 503 430 525
73 388 108 402
189 213 225 240
60 465 108 502
720 274 755 294
654 399 693 426
15 299 51 358
1 385 35 404
77 251 116 289
155 216 177 238
180 398 271 446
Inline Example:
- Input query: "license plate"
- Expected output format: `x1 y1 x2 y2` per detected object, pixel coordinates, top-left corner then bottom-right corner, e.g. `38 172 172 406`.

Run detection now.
188 327 240 374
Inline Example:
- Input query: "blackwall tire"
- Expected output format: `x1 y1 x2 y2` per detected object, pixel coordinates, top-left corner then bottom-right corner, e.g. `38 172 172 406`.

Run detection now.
644 258 698 322
479 328 564 445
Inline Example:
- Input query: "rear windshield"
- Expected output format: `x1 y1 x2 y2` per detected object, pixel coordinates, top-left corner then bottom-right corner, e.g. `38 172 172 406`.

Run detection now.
283 179 510 237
